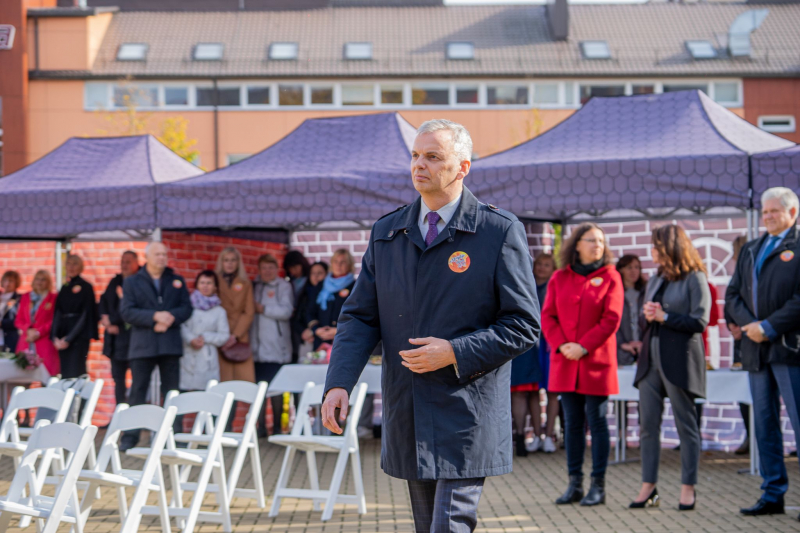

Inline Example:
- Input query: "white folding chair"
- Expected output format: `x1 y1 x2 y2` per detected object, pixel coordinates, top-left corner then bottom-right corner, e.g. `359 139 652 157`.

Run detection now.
127 390 235 533
77 403 177 533
203 379 268 508
269 382 368 521
0 422 98 533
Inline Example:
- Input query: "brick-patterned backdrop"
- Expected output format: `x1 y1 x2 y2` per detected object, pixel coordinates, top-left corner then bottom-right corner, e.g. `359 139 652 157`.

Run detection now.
0 232 286 429
290 216 794 453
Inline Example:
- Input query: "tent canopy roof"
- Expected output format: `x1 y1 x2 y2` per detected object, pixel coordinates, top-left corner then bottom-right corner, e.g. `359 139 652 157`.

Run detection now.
469 90 795 222
159 112 419 230
753 145 800 207
0 135 203 239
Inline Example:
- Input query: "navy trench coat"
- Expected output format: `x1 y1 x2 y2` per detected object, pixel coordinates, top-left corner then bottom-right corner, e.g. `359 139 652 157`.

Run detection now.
325 187 540 480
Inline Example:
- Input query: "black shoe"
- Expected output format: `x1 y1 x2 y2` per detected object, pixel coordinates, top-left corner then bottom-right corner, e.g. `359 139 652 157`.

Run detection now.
580 476 605 506
119 436 139 452
678 489 696 511
740 498 785 516
515 434 528 457
735 440 750 455
555 475 584 505
629 487 659 509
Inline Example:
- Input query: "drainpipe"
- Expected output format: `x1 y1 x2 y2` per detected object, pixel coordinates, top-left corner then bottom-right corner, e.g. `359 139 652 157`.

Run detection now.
34 17 40 72
213 78 220 170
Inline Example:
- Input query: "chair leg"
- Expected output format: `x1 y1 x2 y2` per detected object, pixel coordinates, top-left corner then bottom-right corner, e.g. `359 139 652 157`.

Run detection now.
306 451 322 512
117 485 129 521
249 440 266 508
350 450 367 514
321 449 350 522
268 446 296 518
181 456 217 533
155 467 173 533
211 464 232 533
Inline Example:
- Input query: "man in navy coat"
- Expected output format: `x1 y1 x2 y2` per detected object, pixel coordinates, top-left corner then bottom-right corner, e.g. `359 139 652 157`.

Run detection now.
322 119 540 532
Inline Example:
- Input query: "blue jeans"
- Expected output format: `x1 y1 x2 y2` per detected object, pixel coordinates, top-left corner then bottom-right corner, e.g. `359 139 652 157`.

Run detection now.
749 363 800 503
560 392 610 478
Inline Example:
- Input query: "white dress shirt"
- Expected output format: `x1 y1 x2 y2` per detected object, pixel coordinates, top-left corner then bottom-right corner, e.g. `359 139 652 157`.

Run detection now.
418 193 463 243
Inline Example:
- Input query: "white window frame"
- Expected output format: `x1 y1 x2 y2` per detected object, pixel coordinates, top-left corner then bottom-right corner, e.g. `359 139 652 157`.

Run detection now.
757 115 796 133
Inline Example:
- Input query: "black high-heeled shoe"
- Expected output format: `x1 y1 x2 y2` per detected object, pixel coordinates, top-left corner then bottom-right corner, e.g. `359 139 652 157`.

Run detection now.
629 487 659 509
678 490 696 511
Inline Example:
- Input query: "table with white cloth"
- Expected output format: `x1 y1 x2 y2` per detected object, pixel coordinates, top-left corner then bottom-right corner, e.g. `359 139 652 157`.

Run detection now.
0 358 51 413
267 363 382 396
611 366 757 474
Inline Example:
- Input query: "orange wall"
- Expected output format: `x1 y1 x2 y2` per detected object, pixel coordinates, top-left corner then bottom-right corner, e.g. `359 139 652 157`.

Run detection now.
27 15 113 71
744 78 800 144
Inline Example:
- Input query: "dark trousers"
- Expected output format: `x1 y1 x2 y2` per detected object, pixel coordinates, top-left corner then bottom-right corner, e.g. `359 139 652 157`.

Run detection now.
749 363 800 503
406 478 485 533
255 362 284 435
123 355 181 443
561 392 609 478
59 338 91 378
109 358 130 406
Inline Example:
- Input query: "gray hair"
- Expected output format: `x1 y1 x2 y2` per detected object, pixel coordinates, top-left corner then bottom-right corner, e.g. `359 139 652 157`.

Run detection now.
416 119 473 163
145 241 167 256
762 187 800 216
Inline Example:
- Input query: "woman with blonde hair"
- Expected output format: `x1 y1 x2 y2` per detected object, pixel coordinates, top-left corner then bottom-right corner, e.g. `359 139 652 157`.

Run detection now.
15 270 59 376
215 246 256 383
630 224 710 511
307 249 355 349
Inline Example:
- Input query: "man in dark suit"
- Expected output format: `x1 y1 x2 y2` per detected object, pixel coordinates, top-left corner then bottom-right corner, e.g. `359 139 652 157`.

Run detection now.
725 187 800 518
119 241 192 451
322 119 540 532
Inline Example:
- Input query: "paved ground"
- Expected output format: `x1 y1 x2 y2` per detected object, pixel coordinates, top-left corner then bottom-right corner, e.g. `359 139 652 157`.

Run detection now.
2 434 800 532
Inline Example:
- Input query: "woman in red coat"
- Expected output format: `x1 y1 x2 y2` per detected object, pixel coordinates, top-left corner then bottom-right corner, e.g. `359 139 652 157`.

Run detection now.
542 222 623 507
15 270 59 377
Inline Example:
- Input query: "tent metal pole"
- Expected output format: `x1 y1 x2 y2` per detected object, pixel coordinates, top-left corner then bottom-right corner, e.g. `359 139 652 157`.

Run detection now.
55 242 63 288
152 228 162 242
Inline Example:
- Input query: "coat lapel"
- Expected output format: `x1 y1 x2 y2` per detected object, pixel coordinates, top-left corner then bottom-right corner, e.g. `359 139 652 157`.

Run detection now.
645 275 664 303
426 187 479 251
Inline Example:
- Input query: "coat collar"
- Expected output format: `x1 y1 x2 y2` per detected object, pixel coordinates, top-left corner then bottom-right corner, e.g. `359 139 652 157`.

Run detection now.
392 186 479 235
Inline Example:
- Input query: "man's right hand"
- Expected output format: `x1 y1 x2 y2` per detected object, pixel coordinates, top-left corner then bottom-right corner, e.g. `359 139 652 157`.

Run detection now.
321 388 349 435
153 311 175 326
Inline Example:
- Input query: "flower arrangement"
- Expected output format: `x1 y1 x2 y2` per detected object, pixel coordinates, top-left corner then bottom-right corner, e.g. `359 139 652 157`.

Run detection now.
301 343 332 365
0 350 43 371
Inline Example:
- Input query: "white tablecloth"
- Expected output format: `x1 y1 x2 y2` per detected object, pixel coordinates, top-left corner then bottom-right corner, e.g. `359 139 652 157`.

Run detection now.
612 366 752 404
0 359 51 385
267 363 382 396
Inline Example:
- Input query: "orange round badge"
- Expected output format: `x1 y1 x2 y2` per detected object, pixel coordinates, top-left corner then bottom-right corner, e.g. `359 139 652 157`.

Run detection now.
45 302 52 310
267 290 275 298
781 250 794 262
590 277 603 287
173 280 183 289
339 289 350 298
233 283 243 292
448 252 470 273
72 285 82 294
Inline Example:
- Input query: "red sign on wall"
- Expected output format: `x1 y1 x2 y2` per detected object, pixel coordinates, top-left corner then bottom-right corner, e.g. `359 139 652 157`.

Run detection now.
0 25 16 50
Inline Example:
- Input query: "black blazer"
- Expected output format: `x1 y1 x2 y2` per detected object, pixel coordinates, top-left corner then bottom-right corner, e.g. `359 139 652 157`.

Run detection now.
0 291 20 352
308 280 355 349
635 271 710 398
725 225 800 371
99 274 132 360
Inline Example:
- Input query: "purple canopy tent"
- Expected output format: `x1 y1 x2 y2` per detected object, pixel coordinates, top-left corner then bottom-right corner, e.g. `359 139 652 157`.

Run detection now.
158 113 418 230
752 145 800 207
0 135 203 239
469 91 794 224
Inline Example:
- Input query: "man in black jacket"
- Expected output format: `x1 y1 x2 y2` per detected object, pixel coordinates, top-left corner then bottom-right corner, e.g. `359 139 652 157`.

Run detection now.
99 250 139 406
725 187 800 518
119 242 192 450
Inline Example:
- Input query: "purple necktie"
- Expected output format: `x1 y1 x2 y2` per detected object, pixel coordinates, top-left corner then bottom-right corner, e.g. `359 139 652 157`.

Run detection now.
425 211 440 247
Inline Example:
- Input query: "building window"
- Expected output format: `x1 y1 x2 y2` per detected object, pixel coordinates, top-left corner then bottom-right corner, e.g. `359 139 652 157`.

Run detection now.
246 86 270 106
270 42 298 60
580 41 611 60
164 87 189 106
278 84 303 106
662 84 708 95
227 154 251 165
193 43 224 61
757 115 796 133
713 82 740 105
446 42 474 60
117 43 148 61
85 82 108 109
310 85 335 105
344 42 372 60
113 85 158 108
412 84 449 106
632 84 655 95
685 40 717 60
196 87 240 106
533 83 559 105
487 85 527 106
380 84 404 105
341 84 374 106
564 82 575 106
455 85 479 105
579 84 624 104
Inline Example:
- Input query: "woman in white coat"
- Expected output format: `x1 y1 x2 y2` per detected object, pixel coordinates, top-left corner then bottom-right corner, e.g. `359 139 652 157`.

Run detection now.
180 270 230 392
251 254 294 436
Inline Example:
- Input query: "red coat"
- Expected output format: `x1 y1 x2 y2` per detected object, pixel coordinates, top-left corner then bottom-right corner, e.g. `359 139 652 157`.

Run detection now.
15 291 60 377
542 264 624 396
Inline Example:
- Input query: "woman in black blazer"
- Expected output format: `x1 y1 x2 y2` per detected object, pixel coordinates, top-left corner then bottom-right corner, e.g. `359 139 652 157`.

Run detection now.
307 249 356 350
630 225 710 511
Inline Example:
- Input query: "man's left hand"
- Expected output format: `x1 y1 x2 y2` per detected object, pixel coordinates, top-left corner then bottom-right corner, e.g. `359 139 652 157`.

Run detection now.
399 337 456 374
742 322 768 343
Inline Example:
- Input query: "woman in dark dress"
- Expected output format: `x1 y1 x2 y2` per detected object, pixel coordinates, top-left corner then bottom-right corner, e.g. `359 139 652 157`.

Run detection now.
52 255 99 378
307 250 355 350
298 261 328 350
0 270 22 352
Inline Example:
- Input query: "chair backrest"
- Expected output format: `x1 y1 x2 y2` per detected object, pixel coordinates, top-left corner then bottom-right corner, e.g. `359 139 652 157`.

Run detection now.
164 390 232 418
206 380 268 430
97 404 178 474
75 379 104 428
1 387 76 443
291 382 367 438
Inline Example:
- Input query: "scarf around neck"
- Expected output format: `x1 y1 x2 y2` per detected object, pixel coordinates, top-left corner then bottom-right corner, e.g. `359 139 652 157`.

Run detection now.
316 273 354 311
572 259 605 277
191 290 221 311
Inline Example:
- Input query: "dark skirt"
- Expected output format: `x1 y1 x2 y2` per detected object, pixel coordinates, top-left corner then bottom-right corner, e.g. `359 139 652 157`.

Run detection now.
59 338 91 378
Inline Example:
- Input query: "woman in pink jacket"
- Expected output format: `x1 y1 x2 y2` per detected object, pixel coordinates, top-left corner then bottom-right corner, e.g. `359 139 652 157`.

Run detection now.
15 270 59 376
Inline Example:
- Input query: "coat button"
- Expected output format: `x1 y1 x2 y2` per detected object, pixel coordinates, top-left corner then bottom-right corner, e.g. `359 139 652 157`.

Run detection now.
388 230 394 237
